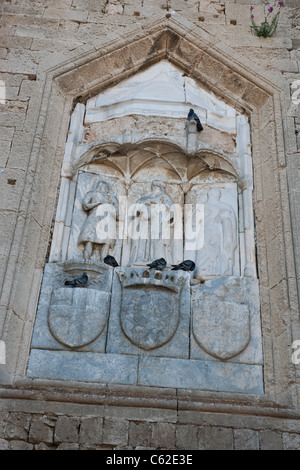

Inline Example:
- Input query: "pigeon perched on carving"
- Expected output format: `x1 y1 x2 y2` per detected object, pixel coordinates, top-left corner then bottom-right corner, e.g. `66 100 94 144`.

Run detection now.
171 260 196 272
187 108 203 132
147 258 167 270
104 255 119 267
64 272 88 288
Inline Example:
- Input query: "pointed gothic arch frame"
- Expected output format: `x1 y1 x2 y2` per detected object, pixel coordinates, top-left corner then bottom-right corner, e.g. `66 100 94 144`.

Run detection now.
1 15 298 411
73 138 240 180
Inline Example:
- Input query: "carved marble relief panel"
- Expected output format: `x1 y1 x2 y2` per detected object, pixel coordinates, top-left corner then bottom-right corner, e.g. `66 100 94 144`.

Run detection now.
122 180 184 267
106 267 190 358
30 261 114 353
191 276 262 364
184 184 239 280
27 61 263 394
67 172 125 265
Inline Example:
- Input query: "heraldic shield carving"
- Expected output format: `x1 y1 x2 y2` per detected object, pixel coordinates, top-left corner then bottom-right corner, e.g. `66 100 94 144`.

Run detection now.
192 299 250 360
117 269 185 351
48 287 110 349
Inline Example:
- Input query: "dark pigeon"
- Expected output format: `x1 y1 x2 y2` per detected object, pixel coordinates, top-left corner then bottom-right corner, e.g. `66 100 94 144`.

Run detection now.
147 258 167 270
104 255 119 267
187 108 203 132
171 260 196 272
64 272 88 288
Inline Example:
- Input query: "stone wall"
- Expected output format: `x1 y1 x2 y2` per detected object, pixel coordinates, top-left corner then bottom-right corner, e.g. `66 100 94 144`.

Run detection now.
1 0 300 450
0 411 287 450
0 410 295 450
1 382 300 450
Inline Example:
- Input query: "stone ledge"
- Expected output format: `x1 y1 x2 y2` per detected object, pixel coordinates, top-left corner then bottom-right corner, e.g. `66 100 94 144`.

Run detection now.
27 349 139 386
26 348 264 395
1 379 300 426
137 356 263 394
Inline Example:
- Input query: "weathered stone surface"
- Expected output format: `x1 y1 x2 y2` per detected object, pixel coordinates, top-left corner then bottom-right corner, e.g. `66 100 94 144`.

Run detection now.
9 440 34 450
29 415 54 445
85 61 237 134
191 276 263 364
48 287 110 349
193 299 250 360
187 185 240 280
233 428 260 450
198 426 234 450
67 172 123 263
106 267 191 358
175 424 199 450
4 412 31 441
0 439 9 450
260 430 282 450
79 417 103 447
27 349 139 385
30 261 113 352
0 410 8 439
151 422 176 449
56 442 80 450
0 0 300 451
102 418 129 446
129 421 152 448
137 356 264 394
54 416 80 444
282 432 300 450
34 443 56 450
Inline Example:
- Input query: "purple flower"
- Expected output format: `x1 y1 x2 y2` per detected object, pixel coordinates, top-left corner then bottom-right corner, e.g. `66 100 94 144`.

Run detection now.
278 1 284 6
250 5 254 10
268 6 274 12
251 14 254 19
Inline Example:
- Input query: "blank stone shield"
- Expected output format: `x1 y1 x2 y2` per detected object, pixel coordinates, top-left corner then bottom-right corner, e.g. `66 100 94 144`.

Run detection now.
192 299 250 360
48 287 110 349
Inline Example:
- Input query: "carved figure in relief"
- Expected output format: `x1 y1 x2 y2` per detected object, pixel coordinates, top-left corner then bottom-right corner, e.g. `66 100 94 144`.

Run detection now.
195 188 237 279
78 179 119 260
129 180 175 265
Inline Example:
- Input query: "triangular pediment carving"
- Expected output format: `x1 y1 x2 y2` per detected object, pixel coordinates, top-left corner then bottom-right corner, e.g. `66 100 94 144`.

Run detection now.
47 14 281 113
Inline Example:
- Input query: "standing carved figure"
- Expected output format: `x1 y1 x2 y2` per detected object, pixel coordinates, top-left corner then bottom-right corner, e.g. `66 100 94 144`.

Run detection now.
195 188 237 279
78 179 119 260
129 180 175 265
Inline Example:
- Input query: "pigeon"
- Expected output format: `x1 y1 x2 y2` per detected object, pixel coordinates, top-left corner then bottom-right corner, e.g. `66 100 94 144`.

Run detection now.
64 272 88 288
171 260 196 272
187 108 203 132
104 255 119 267
147 258 167 270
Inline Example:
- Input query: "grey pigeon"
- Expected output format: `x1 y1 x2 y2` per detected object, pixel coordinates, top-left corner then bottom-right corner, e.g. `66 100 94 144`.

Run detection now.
64 272 88 288
171 260 195 272
187 108 203 132
104 255 119 267
147 258 166 270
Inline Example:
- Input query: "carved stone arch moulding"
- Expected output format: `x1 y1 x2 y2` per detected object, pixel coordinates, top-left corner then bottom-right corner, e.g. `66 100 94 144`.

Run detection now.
3 15 298 408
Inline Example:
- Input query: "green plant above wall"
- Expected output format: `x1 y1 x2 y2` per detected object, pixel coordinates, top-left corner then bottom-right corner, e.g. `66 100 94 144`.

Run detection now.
250 1 284 38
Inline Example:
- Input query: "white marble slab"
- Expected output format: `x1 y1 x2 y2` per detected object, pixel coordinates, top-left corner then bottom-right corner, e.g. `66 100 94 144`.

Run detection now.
85 61 237 134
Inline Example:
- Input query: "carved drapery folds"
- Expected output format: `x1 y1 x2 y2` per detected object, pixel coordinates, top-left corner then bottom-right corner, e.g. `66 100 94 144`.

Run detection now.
49 135 253 278
28 62 263 394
